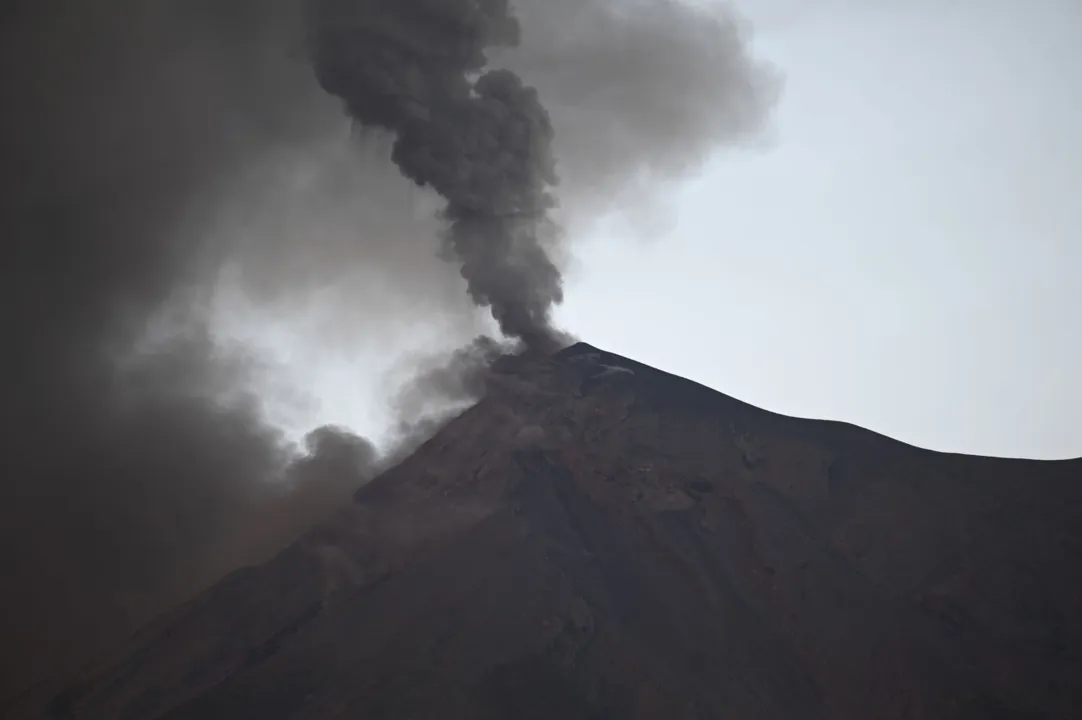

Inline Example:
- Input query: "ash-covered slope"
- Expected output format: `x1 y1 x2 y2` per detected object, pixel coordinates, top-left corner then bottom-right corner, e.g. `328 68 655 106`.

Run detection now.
26 343 1082 719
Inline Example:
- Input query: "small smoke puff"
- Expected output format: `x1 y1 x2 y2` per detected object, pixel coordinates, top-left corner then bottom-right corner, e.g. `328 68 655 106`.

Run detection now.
231 425 382 564
296 424 380 480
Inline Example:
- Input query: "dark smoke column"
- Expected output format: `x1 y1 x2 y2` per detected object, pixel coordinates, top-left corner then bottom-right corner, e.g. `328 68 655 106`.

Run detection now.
307 0 563 351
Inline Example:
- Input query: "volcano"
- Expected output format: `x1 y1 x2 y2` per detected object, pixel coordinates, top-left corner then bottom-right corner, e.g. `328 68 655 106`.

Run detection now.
14 343 1082 719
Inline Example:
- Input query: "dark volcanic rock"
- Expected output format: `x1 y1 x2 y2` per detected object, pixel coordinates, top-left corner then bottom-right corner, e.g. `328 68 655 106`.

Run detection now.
13 343 1082 719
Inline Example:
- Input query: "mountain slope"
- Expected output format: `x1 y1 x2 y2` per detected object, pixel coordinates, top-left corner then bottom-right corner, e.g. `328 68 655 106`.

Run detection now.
24 343 1082 719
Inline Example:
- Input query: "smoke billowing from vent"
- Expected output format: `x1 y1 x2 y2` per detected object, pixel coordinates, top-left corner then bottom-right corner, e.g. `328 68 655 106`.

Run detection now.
302 0 780 350
306 0 564 350
0 0 778 700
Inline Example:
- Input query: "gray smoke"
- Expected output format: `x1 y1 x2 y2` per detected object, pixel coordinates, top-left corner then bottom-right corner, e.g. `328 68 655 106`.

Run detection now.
212 0 780 353
498 0 781 227
306 0 564 350
0 0 379 698
385 335 512 465
0 0 779 700
301 0 780 351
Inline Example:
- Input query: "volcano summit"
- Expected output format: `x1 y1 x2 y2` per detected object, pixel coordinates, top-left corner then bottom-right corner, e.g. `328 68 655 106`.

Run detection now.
15 343 1082 720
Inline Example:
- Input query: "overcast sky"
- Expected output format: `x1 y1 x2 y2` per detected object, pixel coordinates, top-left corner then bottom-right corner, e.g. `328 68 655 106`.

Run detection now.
221 0 1082 460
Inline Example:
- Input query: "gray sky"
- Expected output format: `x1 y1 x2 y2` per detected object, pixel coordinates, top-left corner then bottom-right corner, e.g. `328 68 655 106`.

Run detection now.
219 0 1082 460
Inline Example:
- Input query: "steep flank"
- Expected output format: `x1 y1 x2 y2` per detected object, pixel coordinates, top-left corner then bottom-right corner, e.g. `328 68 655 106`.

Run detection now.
13 343 1081 719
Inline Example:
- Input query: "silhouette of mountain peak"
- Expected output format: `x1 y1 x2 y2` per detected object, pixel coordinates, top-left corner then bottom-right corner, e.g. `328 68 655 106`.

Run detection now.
19 344 1082 720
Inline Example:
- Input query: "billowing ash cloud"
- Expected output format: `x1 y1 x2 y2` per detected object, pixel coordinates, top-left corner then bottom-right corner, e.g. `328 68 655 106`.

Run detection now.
0 0 779 700
497 0 782 227
0 0 378 698
306 0 564 350
299 0 780 351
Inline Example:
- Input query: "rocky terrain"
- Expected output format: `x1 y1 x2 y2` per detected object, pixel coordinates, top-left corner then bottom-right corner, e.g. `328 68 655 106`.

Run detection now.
11 342 1082 719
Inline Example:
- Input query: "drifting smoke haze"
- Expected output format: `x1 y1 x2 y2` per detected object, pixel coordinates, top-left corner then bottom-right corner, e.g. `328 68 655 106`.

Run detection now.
0 0 778 698
497 0 780 229
0 0 373 696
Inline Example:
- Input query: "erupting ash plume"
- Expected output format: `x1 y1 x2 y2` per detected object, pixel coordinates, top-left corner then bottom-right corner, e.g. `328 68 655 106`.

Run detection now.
301 0 780 351
0 0 778 701
306 0 564 350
